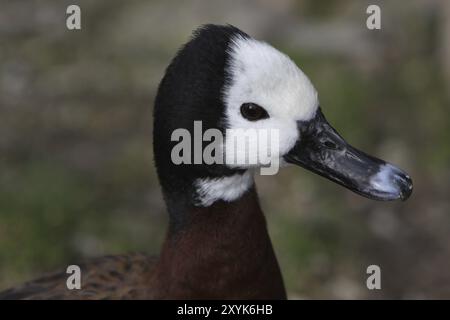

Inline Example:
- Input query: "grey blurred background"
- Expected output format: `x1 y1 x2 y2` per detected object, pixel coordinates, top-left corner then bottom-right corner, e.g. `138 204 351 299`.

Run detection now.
0 0 449 298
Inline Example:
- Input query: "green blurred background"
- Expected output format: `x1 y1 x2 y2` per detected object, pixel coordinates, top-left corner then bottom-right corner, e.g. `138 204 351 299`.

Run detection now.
1 0 449 298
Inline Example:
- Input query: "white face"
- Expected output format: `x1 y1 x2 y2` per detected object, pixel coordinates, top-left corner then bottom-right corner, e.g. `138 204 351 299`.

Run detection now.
222 36 319 167
195 36 320 207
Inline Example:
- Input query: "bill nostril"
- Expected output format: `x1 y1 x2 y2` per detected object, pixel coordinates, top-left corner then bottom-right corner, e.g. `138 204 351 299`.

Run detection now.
324 140 337 150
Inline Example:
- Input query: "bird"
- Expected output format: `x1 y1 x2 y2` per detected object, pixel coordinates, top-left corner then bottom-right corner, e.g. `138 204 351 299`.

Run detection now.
0 24 412 300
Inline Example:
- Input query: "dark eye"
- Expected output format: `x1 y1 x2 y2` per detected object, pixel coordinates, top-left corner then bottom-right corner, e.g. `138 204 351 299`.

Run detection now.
240 103 269 121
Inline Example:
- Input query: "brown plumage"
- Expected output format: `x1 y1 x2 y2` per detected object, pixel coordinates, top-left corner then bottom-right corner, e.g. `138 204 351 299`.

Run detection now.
150 187 285 299
0 187 285 299
0 254 157 300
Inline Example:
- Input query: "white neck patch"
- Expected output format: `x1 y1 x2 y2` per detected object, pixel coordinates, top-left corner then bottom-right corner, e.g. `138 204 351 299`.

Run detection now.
194 171 253 206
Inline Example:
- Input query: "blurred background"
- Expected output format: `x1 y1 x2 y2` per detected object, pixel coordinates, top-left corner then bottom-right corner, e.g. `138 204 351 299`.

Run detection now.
1 0 449 299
